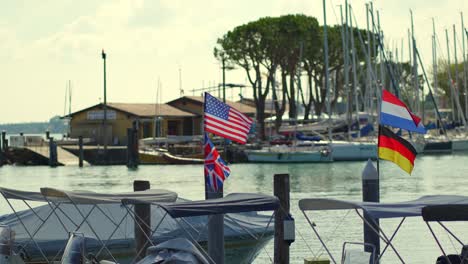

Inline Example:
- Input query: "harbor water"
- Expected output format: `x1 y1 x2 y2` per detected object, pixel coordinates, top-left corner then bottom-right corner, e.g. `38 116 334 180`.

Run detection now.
1 153 468 263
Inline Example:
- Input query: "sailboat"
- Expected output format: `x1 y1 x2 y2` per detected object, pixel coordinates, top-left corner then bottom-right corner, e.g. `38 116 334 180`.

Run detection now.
325 4 378 161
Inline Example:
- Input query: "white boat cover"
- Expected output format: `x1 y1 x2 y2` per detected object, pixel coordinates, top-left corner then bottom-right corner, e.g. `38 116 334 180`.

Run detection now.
0 200 273 261
0 187 178 204
299 195 468 219
40 188 178 204
123 193 280 218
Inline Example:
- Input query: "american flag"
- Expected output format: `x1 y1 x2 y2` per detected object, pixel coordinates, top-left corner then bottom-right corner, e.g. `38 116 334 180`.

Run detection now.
204 133 230 191
204 93 253 144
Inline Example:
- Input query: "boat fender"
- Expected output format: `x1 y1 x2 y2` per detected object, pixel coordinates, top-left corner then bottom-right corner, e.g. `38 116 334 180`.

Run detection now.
320 148 330 157
284 214 295 245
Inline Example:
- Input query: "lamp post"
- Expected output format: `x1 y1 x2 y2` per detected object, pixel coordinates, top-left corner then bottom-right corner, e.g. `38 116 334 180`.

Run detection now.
102 50 108 158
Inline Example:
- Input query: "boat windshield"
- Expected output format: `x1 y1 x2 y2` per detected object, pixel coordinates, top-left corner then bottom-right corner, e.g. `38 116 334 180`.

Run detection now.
61 233 85 264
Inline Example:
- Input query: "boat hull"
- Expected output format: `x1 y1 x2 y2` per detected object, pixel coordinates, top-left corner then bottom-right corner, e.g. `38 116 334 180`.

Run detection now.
423 141 453 154
245 149 332 163
330 142 377 161
452 139 468 151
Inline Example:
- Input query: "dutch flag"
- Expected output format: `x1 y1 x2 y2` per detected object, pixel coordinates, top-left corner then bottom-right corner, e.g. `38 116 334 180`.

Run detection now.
380 89 427 134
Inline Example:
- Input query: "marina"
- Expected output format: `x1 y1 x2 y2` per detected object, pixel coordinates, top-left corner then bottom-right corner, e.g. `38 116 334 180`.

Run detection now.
1 0 468 263
1 154 468 263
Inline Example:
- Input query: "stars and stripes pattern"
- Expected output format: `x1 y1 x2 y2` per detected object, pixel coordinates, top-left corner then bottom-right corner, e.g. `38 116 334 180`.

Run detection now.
204 93 253 144
204 133 230 191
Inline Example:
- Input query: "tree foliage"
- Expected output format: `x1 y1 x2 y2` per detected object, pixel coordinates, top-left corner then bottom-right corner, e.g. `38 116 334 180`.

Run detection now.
215 14 380 136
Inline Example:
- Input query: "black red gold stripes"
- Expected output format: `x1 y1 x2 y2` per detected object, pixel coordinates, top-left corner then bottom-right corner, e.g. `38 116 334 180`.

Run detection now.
378 126 417 174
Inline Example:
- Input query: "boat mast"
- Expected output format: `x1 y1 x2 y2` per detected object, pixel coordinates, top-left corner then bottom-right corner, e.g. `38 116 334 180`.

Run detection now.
68 80 72 117
445 29 467 128
340 5 351 140
410 10 420 116
454 25 461 125
323 0 332 142
64 81 68 117
349 4 360 138
377 11 385 90
461 12 468 120
432 19 438 108
365 3 373 123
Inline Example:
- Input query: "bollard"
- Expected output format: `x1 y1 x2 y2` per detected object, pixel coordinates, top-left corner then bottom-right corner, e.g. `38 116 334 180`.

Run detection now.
274 173 291 264
134 180 151 261
78 136 84 168
362 159 380 256
49 137 58 167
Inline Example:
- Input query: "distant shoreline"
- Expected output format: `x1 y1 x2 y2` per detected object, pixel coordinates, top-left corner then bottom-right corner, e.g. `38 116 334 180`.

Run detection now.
0 116 67 135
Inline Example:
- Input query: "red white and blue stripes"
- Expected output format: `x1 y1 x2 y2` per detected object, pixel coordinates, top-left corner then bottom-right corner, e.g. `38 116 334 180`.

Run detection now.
380 89 426 134
204 93 253 144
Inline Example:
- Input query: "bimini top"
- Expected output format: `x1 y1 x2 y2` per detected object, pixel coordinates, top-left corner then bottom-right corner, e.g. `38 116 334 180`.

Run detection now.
123 193 280 218
40 188 178 204
0 187 178 204
299 195 468 219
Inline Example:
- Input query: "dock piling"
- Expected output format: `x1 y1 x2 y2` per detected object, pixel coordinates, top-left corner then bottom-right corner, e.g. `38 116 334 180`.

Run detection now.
274 173 291 264
1 131 6 150
49 137 58 167
127 122 139 169
362 159 380 256
134 180 151 261
78 136 84 167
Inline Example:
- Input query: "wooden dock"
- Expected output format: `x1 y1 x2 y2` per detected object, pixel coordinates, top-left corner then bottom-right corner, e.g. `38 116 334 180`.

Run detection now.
25 146 88 166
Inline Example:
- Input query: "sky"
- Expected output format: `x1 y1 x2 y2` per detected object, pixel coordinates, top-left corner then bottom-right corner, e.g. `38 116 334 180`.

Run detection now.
0 0 466 123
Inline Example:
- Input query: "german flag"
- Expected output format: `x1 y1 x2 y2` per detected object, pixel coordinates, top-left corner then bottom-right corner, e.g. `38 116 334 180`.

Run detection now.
378 126 417 174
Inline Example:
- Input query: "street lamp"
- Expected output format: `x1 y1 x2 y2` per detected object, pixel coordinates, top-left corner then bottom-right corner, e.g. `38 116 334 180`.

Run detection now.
102 49 108 156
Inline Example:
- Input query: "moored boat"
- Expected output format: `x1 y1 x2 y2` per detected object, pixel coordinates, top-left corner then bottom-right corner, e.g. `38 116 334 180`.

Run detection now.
0 187 275 264
245 144 332 163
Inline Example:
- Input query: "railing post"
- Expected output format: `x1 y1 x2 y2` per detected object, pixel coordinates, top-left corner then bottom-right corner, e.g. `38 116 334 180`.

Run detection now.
274 173 291 264
134 180 151 261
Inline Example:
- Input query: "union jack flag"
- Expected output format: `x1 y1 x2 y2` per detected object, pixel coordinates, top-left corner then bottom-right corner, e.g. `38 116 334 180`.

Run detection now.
204 92 253 144
204 133 230 192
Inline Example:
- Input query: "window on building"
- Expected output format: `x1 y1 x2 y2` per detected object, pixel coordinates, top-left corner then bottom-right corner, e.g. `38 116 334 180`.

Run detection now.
167 121 179 135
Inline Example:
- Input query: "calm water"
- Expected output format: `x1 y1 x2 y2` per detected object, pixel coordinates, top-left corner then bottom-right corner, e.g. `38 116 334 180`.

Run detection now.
1 153 468 263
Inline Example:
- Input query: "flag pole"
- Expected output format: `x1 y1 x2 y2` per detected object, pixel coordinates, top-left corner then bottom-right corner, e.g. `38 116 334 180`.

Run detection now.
203 92 225 264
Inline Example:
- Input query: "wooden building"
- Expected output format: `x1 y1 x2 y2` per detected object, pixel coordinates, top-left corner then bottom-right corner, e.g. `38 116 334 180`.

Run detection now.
68 96 260 146
68 103 195 145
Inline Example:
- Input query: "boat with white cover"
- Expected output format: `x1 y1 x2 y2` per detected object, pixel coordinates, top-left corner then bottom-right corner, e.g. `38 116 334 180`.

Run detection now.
0 187 276 264
298 195 468 263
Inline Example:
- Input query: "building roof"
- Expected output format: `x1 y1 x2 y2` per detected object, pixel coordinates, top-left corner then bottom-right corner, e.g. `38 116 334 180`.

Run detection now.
67 102 194 118
167 96 258 115
108 103 195 117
